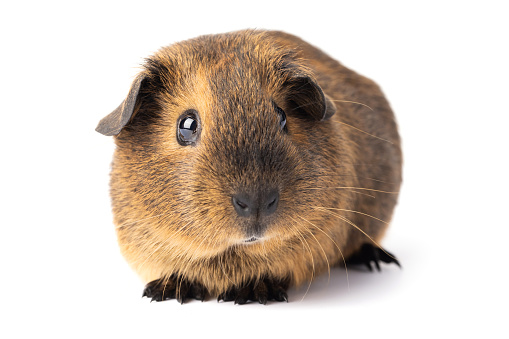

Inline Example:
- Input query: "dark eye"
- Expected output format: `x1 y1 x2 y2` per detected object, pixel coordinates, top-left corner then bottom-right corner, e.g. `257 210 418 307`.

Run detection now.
177 110 200 145
276 106 287 131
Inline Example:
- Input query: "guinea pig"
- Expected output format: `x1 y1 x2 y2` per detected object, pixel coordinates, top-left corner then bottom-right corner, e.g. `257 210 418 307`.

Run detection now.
96 29 402 304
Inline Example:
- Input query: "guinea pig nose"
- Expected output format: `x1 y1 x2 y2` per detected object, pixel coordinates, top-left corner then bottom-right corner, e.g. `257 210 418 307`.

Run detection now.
232 190 279 218
232 194 254 217
264 190 279 215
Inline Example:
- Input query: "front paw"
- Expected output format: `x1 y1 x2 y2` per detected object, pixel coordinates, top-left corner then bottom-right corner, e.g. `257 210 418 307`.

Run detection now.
217 277 289 305
346 243 401 271
142 275 208 304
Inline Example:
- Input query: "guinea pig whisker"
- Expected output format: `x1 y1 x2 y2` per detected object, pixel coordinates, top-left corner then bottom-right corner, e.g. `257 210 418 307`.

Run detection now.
337 121 394 144
311 206 389 225
304 187 399 194
315 208 397 261
298 214 349 291
321 209 380 248
294 99 374 112
298 217 331 284
329 99 374 111
289 217 315 302
173 274 185 302
303 188 376 199
161 274 172 301
293 99 393 144
307 173 397 185
291 220 316 279
349 190 376 199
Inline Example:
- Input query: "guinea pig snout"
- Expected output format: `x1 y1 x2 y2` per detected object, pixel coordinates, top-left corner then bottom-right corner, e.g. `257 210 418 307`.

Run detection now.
232 189 279 218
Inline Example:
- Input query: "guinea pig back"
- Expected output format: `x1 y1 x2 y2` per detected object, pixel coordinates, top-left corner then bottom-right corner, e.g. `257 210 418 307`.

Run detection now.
96 30 402 304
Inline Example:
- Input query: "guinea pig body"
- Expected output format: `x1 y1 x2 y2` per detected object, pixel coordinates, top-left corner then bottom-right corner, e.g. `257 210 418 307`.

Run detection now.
97 30 402 304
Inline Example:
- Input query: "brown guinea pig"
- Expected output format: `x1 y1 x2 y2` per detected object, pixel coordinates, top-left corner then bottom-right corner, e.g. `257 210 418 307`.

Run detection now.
96 29 402 304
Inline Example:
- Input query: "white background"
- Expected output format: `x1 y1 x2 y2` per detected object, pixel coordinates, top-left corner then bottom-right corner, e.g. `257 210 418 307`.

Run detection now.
1 1 508 338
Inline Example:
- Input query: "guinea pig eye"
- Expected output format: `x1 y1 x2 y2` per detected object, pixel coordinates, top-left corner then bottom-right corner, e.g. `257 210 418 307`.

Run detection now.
177 110 200 145
276 106 287 131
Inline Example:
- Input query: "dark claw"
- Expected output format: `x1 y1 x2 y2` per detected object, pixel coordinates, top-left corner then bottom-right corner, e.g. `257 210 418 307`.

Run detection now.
365 262 373 272
277 291 289 302
221 277 290 305
258 295 268 305
234 286 251 305
190 284 206 301
379 247 401 268
142 280 158 298
217 289 236 302
176 280 190 304
253 280 268 305
269 283 289 302
142 275 208 304
144 276 289 304
234 298 247 305
347 243 401 271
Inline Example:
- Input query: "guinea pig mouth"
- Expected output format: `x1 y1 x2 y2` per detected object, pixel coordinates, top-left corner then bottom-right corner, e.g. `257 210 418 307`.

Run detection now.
244 236 260 243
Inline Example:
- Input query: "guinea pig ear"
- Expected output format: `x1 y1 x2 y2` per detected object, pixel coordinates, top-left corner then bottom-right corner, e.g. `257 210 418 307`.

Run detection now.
287 76 336 121
95 75 146 136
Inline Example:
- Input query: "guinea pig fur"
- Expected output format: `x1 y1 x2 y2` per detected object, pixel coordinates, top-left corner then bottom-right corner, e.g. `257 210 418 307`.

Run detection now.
96 29 402 304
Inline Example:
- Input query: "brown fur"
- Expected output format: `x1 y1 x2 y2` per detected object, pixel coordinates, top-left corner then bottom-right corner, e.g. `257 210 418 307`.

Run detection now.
97 30 402 298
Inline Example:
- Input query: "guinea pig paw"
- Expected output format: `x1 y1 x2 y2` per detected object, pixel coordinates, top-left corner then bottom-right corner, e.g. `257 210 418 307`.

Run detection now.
217 278 289 305
346 243 401 272
142 278 175 302
142 276 208 304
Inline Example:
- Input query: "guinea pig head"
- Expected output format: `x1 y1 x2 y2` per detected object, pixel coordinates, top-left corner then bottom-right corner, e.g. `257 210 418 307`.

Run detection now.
96 34 341 266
